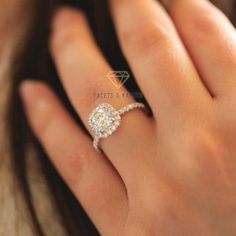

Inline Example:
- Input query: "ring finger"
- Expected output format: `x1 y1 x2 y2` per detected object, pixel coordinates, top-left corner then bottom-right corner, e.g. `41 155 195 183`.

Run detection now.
50 7 155 183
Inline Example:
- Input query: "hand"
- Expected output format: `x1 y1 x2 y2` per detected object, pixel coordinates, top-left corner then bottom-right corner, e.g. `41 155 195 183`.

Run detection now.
20 0 236 235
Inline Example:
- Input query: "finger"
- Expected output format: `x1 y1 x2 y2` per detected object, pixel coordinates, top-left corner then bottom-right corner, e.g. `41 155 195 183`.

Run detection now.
109 0 211 121
50 7 155 183
163 0 236 97
20 81 128 235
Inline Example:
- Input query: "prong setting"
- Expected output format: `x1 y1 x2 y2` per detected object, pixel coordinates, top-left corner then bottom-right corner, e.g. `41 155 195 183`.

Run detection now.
88 102 145 153
89 103 121 139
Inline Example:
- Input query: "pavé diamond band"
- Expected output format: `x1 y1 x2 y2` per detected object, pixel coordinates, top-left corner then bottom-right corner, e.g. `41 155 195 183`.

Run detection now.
88 102 145 152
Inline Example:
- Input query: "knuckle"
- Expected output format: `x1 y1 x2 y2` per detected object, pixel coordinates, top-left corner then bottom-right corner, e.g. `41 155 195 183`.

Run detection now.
51 9 87 53
121 23 172 56
51 10 88 55
65 149 91 188
191 8 223 40
50 27 79 55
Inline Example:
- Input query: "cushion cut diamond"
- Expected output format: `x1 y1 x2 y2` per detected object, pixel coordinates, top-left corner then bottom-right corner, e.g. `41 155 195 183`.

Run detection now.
88 103 121 138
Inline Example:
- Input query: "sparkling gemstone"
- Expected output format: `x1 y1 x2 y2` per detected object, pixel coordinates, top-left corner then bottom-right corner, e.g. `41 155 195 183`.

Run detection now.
88 103 121 138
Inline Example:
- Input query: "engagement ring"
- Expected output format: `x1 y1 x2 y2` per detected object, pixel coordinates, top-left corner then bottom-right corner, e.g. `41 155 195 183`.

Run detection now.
88 102 145 152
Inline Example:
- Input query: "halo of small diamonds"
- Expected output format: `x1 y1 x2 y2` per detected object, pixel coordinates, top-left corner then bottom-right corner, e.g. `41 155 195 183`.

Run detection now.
89 103 121 139
88 102 145 152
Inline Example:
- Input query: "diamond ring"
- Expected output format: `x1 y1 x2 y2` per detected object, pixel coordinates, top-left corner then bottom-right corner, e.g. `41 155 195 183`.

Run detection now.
88 102 146 152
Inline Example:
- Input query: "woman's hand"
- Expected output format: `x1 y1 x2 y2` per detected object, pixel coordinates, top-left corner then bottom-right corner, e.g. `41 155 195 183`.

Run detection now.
20 0 236 235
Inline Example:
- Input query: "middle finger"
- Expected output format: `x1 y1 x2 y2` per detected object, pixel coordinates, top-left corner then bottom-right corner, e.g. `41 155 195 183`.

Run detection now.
109 0 211 123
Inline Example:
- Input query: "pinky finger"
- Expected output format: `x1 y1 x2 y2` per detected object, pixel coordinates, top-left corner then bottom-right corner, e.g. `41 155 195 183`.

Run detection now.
20 81 128 235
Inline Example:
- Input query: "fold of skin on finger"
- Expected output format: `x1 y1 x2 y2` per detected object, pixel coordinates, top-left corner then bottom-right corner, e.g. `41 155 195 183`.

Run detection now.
19 81 128 235
108 0 211 124
163 0 236 97
50 7 156 183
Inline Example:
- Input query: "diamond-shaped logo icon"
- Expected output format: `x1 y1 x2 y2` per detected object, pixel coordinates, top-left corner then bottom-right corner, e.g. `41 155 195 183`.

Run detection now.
107 71 130 89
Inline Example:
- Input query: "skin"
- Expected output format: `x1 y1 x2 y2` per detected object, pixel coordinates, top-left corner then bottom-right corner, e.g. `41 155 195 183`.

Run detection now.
19 0 236 235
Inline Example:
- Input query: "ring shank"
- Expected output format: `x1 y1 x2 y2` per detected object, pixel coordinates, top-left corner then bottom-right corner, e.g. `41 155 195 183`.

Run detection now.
93 136 101 153
117 102 145 116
